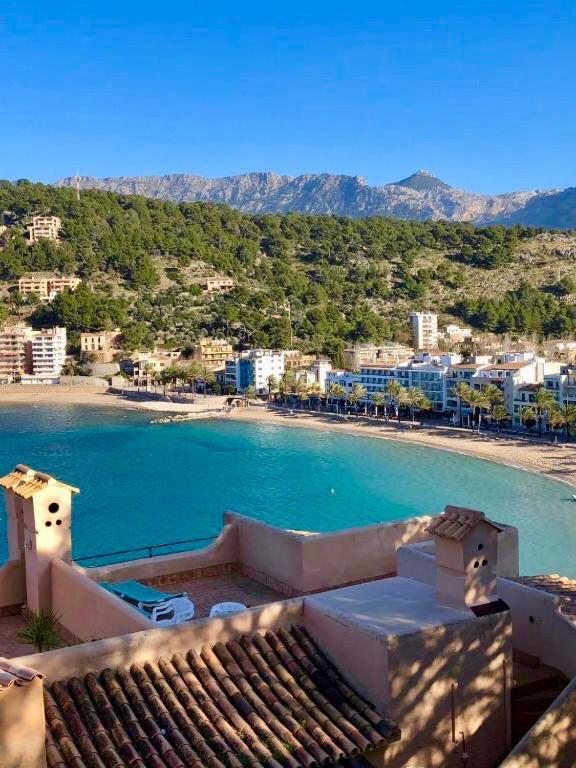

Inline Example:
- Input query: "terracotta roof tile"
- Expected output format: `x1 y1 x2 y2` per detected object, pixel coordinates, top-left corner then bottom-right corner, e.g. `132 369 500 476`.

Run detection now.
45 626 399 768
427 506 503 542
0 657 44 690
0 464 79 498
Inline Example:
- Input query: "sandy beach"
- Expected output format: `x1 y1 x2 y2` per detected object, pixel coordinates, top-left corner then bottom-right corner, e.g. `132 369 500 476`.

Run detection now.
2 385 576 487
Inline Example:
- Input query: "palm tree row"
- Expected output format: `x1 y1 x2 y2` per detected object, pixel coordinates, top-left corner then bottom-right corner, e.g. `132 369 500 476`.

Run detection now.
450 381 509 432
140 362 215 396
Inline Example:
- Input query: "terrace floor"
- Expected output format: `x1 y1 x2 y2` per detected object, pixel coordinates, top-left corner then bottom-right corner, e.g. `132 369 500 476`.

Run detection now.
0 613 30 658
161 572 285 619
0 611 80 659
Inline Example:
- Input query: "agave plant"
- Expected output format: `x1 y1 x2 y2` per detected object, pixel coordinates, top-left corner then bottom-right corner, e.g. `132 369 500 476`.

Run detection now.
17 608 62 653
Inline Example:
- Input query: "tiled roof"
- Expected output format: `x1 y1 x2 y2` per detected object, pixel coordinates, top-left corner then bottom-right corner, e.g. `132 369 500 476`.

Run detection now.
0 464 79 499
44 626 400 768
427 506 503 542
0 658 44 690
513 575 576 621
481 362 531 371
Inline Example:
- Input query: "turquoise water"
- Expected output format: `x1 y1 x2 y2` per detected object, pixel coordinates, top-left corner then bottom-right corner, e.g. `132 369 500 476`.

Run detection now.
0 405 573 575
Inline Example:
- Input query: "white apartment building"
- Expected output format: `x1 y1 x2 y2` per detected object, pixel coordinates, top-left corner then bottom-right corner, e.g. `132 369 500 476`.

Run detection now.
29 327 67 378
26 215 62 243
225 349 285 394
410 311 438 351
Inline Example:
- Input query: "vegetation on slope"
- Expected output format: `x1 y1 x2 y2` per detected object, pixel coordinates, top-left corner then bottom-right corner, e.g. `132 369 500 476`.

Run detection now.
0 180 576 359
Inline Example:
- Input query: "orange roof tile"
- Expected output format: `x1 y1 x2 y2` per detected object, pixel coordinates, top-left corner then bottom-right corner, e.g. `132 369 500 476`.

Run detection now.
44 626 399 768
427 506 502 542
0 465 79 499
0 658 44 690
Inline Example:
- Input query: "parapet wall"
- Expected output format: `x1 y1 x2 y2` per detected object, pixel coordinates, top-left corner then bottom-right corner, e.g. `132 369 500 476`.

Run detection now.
0 559 25 612
12 597 304 683
225 511 436 595
500 675 576 768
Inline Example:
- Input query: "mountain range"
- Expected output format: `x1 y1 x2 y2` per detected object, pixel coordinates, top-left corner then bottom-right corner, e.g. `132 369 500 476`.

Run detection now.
56 170 576 228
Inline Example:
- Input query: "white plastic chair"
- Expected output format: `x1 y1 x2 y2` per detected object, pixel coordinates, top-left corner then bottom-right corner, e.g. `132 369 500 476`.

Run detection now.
209 601 247 618
169 596 195 623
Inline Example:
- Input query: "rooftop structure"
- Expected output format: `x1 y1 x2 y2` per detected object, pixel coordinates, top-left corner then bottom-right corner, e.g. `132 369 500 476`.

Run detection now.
0 465 575 766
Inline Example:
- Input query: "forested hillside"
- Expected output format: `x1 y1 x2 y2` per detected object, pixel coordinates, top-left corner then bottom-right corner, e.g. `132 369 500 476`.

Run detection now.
1 180 576 360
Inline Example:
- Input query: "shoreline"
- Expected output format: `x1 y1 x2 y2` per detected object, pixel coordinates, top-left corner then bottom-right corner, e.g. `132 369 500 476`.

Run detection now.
2 386 576 488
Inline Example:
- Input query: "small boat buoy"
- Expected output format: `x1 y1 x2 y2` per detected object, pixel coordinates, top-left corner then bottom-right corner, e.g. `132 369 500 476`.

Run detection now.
330 488 335 495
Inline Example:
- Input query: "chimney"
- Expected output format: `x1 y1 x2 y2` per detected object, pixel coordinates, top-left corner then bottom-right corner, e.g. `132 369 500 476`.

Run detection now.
427 505 503 611
0 465 79 613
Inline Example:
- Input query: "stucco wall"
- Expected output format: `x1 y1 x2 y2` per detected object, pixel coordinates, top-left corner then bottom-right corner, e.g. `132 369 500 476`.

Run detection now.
0 676 46 768
12 598 304 683
226 511 436 594
500 675 576 768
0 559 25 609
497 578 576 679
52 559 152 641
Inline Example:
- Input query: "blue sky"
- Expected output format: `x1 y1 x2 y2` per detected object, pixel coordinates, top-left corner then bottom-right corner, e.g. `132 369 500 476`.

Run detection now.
1 1 574 193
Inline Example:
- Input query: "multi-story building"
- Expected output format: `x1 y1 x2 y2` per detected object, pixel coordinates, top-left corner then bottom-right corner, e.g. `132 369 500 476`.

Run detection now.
80 329 121 363
282 349 316 371
26 215 62 243
225 349 285 394
132 351 181 385
191 338 234 369
545 363 576 408
0 323 33 382
471 357 545 416
344 342 414 370
28 327 67 378
360 359 450 413
410 311 438 351
440 324 473 344
18 272 81 302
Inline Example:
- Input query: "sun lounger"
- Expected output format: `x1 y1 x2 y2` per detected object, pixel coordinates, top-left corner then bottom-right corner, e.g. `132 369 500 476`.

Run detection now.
101 580 195 626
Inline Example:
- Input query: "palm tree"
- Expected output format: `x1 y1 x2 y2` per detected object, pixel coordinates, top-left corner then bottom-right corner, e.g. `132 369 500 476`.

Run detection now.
386 380 406 422
329 383 346 415
533 386 556 438
465 388 490 431
519 405 537 433
243 384 256 406
551 404 576 442
372 392 386 419
481 383 504 409
159 368 172 395
416 394 433 424
451 381 472 427
349 383 367 416
405 386 426 423
548 408 565 442
266 374 278 403
184 362 203 395
295 381 309 409
17 609 62 653
308 383 322 411
491 405 511 434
